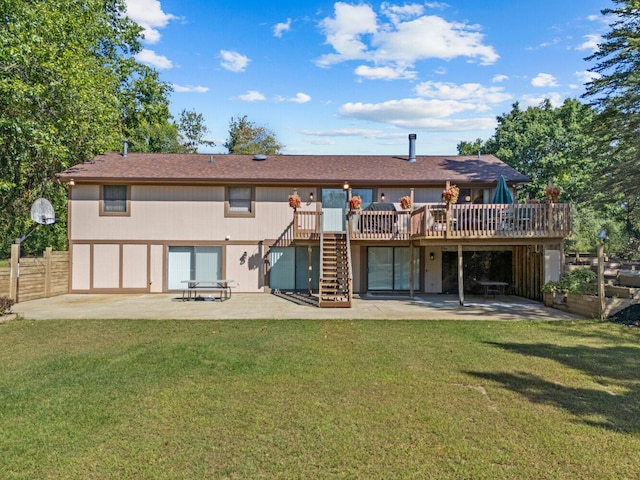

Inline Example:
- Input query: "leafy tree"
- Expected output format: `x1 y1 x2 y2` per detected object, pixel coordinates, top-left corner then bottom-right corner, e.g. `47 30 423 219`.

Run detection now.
583 0 640 258
458 99 599 203
0 0 212 257
457 138 496 156
177 109 215 153
224 115 283 154
456 99 626 255
0 0 138 255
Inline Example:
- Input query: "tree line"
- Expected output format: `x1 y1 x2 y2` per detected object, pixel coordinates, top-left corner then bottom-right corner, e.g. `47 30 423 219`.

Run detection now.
0 0 281 257
458 0 639 259
2 0 639 259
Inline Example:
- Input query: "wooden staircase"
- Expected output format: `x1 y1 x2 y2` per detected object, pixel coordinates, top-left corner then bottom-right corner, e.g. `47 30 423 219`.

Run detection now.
319 232 352 308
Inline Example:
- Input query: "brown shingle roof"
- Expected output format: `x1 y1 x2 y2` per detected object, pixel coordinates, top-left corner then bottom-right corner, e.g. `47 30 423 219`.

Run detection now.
56 152 530 186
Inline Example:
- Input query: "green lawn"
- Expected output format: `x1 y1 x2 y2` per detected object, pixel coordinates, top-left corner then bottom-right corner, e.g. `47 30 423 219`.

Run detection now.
1 318 639 479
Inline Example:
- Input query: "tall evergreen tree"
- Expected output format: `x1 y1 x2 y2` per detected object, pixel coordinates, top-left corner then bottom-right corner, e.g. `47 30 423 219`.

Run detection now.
583 0 640 256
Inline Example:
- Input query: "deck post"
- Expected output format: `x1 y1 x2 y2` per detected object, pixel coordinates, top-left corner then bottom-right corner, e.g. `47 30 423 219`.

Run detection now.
409 241 414 297
9 243 19 302
457 244 464 306
597 242 605 320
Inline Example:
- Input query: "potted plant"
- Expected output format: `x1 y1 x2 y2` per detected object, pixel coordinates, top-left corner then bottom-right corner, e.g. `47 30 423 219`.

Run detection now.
288 193 301 211
545 186 561 203
400 195 412 210
442 184 460 205
349 195 362 211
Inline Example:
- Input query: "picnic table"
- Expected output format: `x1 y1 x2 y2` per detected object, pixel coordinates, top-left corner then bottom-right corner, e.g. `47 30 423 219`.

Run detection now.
181 280 233 301
476 280 509 299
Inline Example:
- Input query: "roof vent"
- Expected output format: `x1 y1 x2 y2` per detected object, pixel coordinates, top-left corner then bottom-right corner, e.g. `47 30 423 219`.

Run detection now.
123 139 128 157
253 154 267 161
408 133 416 163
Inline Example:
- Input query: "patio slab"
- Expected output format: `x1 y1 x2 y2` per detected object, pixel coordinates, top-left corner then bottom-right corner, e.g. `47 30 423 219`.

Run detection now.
10 293 585 321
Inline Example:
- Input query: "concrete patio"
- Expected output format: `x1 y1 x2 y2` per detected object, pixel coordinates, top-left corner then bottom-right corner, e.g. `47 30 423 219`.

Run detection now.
9 293 584 321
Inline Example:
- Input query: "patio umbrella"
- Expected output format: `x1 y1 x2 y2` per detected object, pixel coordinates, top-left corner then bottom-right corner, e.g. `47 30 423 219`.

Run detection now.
492 175 513 204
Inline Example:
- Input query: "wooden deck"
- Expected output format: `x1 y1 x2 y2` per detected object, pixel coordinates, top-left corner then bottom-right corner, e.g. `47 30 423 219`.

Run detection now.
293 203 571 241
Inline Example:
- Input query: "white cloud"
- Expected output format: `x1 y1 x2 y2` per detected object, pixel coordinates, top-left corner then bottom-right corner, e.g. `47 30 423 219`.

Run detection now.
339 98 478 126
576 33 601 52
276 92 312 103
290 92 312 103
521 93 563 108
354 65 417 80
135 49 172 69
492 74 509 83
434 66 447 75
380 2 424 24
531 73 558 88
575 70 601 84
173 84 209 93
301 128 390 138
415 81 511 103
316 3 378 67
316 3 498 73
220 50 250 72
124 0 176 44
238 90 265 101
273 18 292 37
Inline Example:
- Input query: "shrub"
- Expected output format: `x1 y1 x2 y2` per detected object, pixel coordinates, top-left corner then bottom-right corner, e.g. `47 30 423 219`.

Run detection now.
542 268 597 295
0 296 14 315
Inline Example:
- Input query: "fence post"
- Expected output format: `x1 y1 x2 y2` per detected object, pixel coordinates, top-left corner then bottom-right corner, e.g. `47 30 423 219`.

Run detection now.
9 243 19 302
44 247 52 298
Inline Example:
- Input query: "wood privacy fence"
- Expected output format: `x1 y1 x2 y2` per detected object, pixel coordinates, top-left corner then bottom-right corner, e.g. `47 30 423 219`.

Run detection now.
0 247 69 303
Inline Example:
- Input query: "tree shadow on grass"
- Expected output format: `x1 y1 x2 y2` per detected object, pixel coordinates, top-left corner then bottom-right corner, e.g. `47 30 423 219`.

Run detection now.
466 342 640 433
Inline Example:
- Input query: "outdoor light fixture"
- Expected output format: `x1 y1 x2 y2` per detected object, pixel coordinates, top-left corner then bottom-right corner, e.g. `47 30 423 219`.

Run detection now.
597 229 608 242
380 192 385 201
430 252 435 261
309 192 314 201
343 181 349 190
69 179 75 186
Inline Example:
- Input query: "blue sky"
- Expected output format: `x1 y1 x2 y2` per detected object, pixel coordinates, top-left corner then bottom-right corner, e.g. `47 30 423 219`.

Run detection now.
124 0 612 155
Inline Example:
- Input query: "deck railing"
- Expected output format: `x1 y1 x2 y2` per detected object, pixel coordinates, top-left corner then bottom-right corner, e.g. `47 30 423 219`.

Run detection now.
293 211 322 239
293 203 571 241
411 203 571 239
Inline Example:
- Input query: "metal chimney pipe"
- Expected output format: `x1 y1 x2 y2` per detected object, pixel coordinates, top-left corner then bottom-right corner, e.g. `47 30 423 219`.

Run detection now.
408 133 417 163
123 139 128 157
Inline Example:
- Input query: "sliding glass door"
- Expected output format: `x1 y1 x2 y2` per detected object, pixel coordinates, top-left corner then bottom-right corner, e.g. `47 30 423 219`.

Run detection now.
167 246 222 290
367 247 419 291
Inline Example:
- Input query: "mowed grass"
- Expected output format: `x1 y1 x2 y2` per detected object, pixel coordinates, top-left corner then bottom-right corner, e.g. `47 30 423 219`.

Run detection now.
1 318 640 479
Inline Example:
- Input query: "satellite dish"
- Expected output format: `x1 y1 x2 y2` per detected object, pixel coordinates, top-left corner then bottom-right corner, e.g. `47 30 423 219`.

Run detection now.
30 198 55 225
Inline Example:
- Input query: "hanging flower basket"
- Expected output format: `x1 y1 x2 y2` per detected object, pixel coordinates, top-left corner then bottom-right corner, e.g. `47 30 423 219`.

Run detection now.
545 186 561 203
349 195 362 211
400 195 412 210
442 184 460 205
288 193 301 210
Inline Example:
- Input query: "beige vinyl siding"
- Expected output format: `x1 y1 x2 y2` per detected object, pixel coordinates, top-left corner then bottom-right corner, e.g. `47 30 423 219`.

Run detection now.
70 185 309 242
93 244 120 289
122 244 148 289
150 245 164 293
71 244 91 290
225 244 266 293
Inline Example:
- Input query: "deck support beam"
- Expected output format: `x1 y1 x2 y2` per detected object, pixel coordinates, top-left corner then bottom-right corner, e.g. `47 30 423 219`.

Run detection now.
457 244 464 306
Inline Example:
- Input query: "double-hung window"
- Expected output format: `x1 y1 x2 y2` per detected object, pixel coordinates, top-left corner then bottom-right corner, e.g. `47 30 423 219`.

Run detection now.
101 185 130 216
225 186 254 217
